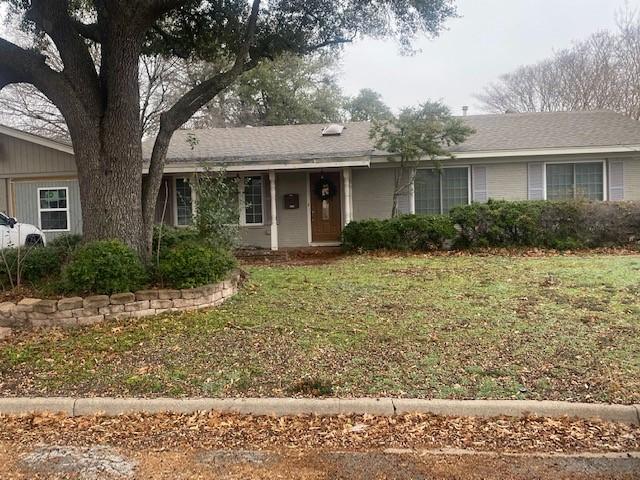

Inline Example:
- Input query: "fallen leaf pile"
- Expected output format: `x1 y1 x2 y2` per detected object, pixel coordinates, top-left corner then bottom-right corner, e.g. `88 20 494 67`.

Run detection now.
1 412 638 453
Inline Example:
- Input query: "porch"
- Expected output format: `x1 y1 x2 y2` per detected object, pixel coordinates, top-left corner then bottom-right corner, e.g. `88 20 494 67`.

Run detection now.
156 166 408 251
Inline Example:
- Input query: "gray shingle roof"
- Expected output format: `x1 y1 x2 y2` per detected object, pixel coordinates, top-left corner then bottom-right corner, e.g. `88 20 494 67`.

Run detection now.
144 122 374 163
452 110 640 152
148 111 640 164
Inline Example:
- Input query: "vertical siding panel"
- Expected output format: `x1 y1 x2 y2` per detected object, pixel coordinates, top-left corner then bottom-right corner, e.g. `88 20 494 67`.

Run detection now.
352 167 395 220
527 163 545 200
472 166 488 203
14 179 82 240
608 160 624 201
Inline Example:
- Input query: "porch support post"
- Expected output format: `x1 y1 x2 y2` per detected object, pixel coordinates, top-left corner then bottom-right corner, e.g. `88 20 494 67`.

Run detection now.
343 167 353 225
269 170 278 251
409 167 416 214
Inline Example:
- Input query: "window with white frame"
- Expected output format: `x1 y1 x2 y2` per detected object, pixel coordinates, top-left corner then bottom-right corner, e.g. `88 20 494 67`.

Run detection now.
415 167 469 214
546 162 604 201
242 175 264 225
175 178 193 226
38 187 69 231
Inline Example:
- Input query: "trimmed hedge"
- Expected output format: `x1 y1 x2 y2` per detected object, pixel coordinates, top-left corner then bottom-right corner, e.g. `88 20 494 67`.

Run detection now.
450 200 640 249
157 241 237 289
343 201 640 252
61 240 148 295
341 214 457 251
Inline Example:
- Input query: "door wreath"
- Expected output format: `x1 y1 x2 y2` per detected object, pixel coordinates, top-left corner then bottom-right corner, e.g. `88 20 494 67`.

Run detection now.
314 175 337 200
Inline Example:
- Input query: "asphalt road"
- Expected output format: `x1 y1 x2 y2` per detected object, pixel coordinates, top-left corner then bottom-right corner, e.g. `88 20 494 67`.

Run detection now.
2 444 639 479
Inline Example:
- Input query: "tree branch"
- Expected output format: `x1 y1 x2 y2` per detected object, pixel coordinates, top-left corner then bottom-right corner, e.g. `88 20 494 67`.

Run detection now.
26 0 101 116
0 37 71 108
71 20 102 43
141 0 262 250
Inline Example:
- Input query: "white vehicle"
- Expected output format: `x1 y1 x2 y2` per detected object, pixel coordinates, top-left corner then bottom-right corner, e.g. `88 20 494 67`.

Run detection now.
0 213 47 249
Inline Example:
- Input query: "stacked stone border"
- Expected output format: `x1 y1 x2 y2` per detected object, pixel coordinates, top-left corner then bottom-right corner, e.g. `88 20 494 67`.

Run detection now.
0 270 243 330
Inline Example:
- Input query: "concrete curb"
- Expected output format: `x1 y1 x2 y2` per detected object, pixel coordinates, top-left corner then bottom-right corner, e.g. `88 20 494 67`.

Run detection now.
0 398 638 425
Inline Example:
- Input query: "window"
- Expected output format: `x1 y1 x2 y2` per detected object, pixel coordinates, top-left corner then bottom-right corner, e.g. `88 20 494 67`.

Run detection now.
546 162 603 201
242 175 263 225
175 178 193 226
415 167 469 214
38 187 69 231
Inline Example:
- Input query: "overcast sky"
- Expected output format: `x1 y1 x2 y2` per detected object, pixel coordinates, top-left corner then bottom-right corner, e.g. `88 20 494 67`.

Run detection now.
339 0 640 115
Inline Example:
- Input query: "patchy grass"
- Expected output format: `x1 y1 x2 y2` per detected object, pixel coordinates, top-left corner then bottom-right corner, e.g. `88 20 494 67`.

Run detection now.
1 254 639 403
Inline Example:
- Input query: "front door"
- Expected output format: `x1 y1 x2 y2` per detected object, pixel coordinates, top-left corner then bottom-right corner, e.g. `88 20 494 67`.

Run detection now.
310 172 342 243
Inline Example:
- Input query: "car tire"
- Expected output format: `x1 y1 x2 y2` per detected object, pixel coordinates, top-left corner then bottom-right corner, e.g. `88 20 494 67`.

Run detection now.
25 234 44 247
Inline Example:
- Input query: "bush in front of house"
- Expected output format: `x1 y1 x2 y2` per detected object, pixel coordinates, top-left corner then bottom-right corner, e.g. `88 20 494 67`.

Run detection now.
341 214 457 251
157 241 237 289
48 233 84 258
152 225 200 253
61 240 148 295
0 244 62 288
343 201 640 252
450 200 640 249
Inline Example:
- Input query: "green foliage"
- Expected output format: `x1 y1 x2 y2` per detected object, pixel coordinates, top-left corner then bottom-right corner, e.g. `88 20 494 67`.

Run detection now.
157 241 237 289
0 245 62 287
193 170 240 248
235 53 344 126
371 101 475 163
48 234 83 257
153 225 200 252
345 88 392 121
61 241 147 295
341 214 457 251
450 200 640 249
370 101 475 217
344 201 640 252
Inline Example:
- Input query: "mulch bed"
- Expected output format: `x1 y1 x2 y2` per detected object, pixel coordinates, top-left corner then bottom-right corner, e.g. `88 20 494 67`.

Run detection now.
2 412 638 453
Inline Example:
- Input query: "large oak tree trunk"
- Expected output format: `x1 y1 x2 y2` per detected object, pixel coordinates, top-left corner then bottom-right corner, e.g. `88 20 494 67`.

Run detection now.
67 18 149 257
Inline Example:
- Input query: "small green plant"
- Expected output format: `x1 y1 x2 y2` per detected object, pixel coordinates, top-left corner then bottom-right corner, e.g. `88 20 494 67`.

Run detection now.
61 240 147 295
157 241 236 289
193 169 240 249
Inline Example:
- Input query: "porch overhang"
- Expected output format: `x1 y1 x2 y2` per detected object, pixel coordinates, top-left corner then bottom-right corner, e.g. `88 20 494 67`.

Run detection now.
143 156 371 174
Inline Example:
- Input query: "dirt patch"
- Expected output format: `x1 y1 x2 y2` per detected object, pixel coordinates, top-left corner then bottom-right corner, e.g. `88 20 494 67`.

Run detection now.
21 445 136 479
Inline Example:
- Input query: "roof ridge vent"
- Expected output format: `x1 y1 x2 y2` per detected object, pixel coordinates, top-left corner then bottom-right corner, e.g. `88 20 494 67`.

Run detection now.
322 123 345 136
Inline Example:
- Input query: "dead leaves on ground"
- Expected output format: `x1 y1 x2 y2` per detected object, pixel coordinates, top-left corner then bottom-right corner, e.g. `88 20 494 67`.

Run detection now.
1 412 638 454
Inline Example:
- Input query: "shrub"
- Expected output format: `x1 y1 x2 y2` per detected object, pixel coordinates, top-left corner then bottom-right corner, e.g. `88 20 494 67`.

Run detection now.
48 234 83 259
61 240 147 295
0 245 62 287
157 241 237 289
341 214 456 251
152 225 200 252
450 200 640 249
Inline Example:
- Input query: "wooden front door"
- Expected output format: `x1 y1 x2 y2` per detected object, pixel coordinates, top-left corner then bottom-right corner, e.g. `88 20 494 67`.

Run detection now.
310 172 342 242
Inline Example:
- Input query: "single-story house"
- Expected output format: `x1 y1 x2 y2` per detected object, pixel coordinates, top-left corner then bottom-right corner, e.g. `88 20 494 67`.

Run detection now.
1 110 639 248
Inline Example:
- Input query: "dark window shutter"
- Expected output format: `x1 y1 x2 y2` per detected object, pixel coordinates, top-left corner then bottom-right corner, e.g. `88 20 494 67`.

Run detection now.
608 160 624 201
472 166 488 203
528 163 544 200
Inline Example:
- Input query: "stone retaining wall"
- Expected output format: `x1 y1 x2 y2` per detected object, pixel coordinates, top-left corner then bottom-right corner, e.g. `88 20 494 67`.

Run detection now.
0 270 242 330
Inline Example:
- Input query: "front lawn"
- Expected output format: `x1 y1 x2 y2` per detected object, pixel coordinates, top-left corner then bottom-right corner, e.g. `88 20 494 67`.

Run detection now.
1 254 639 402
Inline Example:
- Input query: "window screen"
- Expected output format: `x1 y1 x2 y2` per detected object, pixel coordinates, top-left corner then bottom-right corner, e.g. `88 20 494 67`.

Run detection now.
243 176 263 224
39 188 68 231
175 178 193 226
415 168 469 214
546 163 603 201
